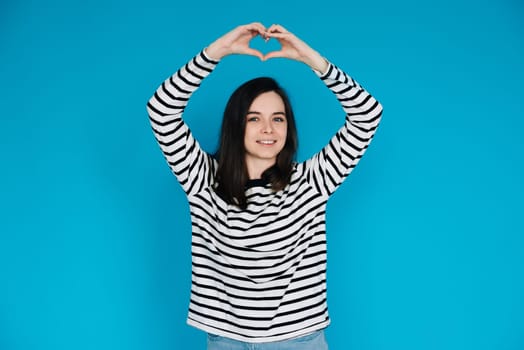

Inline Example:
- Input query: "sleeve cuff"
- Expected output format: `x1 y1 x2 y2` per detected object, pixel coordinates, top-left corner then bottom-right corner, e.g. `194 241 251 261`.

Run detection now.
313 59 334 79
202 48 220 64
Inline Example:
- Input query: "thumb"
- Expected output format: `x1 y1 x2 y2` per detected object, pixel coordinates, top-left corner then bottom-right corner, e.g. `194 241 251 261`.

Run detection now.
243 48 264 60
262 50 286 61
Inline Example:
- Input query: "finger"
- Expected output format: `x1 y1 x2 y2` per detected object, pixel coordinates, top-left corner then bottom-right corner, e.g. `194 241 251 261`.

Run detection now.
264 32 289 39
262 50 287 61
266 31 305 51
244 48 264 60
267 24 288 34
264 24 281 41
244 22 267 36
265 31 295 45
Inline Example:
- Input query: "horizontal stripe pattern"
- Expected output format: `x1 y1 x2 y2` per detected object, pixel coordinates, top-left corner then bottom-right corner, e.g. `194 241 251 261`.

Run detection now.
147 50 383 343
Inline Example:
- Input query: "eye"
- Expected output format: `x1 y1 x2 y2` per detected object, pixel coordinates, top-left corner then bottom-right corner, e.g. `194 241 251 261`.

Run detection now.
247 116 259 122
273 116 286 122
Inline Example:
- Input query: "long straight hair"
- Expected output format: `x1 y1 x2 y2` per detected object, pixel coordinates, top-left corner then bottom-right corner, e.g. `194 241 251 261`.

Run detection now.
214 77 298 209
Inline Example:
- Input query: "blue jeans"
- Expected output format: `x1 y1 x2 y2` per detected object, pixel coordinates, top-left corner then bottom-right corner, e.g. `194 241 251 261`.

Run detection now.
207 330 328 350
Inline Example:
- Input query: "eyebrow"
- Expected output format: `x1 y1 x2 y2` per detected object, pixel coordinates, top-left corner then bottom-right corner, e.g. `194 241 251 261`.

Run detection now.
246 111 286 116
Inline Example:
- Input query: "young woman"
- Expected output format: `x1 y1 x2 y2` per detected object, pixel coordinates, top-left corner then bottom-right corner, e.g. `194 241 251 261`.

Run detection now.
147 23 383 350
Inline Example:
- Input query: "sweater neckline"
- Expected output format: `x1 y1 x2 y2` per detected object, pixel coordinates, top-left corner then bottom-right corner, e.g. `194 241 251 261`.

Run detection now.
245 178 269 188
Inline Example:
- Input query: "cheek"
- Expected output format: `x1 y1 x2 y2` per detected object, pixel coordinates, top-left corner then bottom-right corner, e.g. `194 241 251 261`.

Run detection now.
280 124 288 137
243 125 253 137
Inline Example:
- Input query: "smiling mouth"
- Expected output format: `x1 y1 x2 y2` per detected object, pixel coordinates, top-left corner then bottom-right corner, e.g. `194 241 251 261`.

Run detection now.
257 140 277 145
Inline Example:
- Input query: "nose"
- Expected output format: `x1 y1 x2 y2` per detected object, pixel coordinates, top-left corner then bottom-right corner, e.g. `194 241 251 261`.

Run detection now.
262 120 273 134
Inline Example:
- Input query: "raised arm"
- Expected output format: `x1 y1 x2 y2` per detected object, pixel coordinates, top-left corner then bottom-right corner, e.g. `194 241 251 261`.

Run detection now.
147 51 219 196
147 23 272 196
304 62 383 197
262 25 383 196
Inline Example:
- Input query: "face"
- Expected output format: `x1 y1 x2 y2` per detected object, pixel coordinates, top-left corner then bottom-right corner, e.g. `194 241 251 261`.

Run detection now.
244 91 288 176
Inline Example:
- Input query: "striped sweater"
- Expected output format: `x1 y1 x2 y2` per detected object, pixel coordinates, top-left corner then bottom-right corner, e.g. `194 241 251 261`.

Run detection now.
147 50 383 343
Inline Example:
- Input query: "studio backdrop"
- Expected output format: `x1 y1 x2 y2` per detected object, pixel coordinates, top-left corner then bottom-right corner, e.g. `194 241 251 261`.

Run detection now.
1 0 523 349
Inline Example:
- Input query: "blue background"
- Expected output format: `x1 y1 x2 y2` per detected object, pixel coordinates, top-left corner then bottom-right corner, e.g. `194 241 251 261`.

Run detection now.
1 0 523 349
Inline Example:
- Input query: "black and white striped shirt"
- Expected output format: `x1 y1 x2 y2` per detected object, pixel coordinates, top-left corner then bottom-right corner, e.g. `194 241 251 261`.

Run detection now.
147 50 382 343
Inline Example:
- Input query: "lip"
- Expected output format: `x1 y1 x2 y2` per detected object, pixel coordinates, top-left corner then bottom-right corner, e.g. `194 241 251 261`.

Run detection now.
256 140 277 145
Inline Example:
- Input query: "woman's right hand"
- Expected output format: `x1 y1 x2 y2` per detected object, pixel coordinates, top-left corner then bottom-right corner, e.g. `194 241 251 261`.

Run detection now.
206 23 267 61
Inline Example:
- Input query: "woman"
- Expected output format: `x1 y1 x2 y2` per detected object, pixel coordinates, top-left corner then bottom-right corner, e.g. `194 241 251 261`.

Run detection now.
147 23 383 350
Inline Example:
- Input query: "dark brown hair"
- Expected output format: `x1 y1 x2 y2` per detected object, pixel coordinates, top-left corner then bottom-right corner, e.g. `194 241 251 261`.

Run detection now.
214 77 298 209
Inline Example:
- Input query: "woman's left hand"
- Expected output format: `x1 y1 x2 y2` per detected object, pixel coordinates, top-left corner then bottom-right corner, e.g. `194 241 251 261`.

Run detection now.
263 24 328 73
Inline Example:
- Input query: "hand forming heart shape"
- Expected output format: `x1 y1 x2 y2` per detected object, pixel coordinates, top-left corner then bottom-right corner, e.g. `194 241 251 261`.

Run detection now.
207 23 304 61
245 23 310 62
247 33 282 59
206 23 328 73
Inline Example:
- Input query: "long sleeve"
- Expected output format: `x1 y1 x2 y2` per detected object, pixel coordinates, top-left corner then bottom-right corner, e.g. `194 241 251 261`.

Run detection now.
146 51 219 196
303 61 383 197
149 52 384 342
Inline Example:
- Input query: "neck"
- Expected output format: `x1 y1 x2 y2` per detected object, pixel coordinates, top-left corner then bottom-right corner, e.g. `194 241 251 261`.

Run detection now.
246 159 275 179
